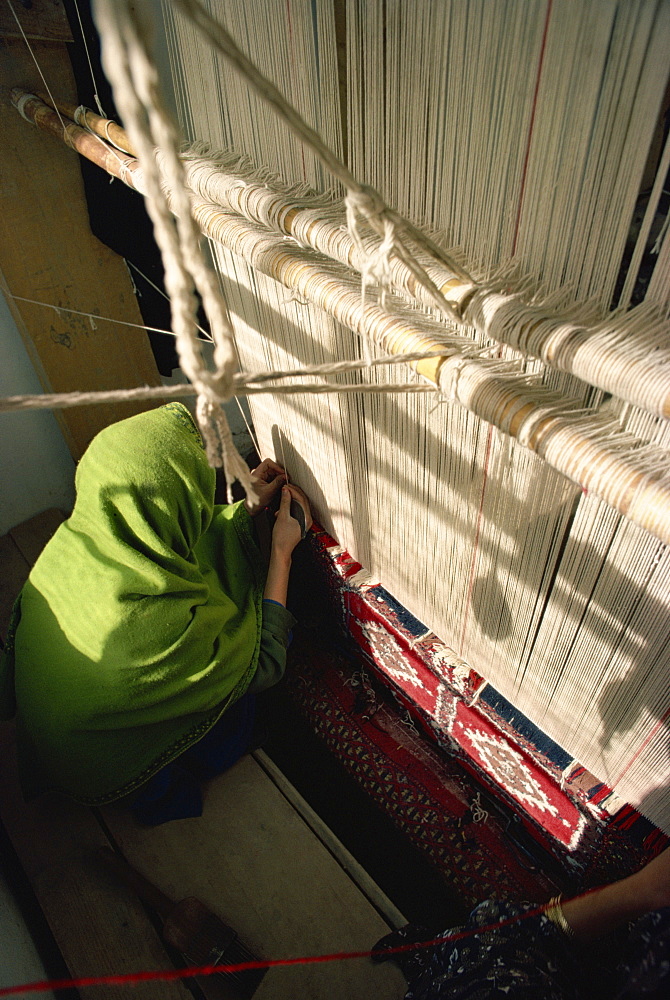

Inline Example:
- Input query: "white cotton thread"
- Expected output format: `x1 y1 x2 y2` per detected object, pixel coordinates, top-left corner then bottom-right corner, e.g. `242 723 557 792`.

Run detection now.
158 0 670 837
471 793 489 825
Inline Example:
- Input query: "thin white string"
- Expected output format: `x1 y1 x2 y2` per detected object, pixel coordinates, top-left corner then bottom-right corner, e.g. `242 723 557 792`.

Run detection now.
5 292 211 343
234 396 261 463
618 128 670 307
72 0 107 117
4 291 453 381
471 793 489 825
124 259 213 340
653 211 670 257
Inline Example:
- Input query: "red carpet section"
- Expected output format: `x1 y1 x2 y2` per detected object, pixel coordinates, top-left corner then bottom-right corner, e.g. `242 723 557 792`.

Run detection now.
285 528 666 906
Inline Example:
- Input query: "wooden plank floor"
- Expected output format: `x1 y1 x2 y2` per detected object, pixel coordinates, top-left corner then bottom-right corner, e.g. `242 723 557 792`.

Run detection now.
0 511 407 1000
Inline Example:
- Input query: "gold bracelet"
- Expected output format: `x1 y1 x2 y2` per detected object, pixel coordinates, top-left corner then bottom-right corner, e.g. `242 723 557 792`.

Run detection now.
545 895 575 938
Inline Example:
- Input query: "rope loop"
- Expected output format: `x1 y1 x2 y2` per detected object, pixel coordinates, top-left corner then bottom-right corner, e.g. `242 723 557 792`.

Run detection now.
345 186 397 306
438 356 468 405
345 184 388 227
73 104 88 126
15 92 38 123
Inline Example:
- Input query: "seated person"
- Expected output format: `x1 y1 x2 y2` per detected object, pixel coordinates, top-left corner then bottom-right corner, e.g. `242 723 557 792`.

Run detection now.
0 401 311 824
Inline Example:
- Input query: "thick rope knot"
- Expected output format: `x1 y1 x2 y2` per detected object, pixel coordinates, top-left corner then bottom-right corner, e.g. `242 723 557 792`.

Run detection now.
438 355 469 404
179 365 243 496
345 186 396 307
345 184 387 228
208 369 236 402
345 185 389 252
195 393 258 505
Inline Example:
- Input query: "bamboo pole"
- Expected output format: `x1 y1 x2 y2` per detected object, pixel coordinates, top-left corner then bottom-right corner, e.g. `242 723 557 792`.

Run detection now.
35 92 136 156
19 93 670 419
10 90 670 545
10 91 144 191
182 157 670 421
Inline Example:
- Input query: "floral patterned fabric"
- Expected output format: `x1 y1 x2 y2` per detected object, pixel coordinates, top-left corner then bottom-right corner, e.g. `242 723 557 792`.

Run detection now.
373 900 670 999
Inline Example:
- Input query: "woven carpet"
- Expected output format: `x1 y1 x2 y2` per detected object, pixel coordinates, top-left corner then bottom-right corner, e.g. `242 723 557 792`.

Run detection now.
279 531 665 908
285 629 565 908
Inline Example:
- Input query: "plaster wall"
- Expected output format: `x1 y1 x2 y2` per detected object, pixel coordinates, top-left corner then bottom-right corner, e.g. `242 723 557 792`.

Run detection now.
0 291 76 535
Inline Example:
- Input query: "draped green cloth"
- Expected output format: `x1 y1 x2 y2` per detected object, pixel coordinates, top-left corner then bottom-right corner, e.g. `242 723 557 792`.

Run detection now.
0 403 265 804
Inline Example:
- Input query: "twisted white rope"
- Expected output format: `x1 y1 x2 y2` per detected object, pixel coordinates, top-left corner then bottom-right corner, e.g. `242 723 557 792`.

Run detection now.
92 0 254 502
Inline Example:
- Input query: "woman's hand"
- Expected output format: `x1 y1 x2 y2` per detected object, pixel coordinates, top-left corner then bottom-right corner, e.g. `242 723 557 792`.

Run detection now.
263 485 313 606
244 458 286 517
271 484 313 558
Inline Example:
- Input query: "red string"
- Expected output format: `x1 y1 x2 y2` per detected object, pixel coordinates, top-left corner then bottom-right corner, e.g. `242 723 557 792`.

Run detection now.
0 893 598 997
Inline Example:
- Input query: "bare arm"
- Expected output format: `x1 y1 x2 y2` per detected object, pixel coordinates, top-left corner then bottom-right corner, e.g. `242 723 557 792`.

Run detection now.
558 847 670 941
263 484 312 607
263 550 292 607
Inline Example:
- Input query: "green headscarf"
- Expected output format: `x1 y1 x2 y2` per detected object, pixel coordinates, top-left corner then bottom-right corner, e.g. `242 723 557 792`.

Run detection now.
2 403 265 804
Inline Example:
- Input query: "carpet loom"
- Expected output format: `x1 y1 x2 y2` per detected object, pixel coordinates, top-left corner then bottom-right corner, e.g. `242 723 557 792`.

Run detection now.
8 0 670 882
150 0 670 845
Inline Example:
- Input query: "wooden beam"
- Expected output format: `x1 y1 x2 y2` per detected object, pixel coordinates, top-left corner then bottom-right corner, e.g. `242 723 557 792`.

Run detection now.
0 36 162 459
0 0 73 43
102 755 406 1000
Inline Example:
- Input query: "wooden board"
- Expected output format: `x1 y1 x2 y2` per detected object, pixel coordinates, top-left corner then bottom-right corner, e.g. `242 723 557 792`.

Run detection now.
0 36 162 459
0 0 73 43
101 756 407 1000
0 508 65 639
253 749 407 930
0 533 29 641
8 506 65 566
0 726 192 1000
